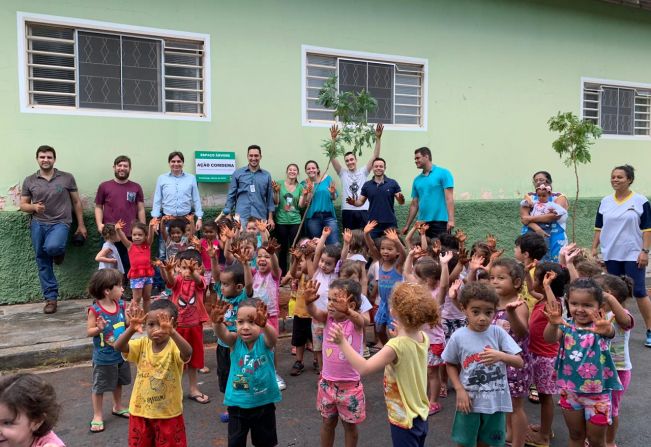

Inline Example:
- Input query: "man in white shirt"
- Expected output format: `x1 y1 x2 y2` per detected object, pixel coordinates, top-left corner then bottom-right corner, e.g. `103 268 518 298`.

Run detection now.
330 124 383 230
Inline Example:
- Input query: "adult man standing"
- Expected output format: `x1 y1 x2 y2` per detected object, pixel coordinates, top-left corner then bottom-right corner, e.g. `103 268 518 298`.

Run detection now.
94 155 145 276
401 147 455 238
330 124 383 230
20 145 87 314
222 145 275 229
346 157 404 239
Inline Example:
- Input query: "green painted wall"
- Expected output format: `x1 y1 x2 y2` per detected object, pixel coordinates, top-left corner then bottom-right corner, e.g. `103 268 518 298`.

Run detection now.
1 0 651 210
0 199 601 304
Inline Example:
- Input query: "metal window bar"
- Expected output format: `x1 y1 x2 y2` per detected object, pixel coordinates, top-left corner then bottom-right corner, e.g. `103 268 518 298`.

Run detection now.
305 53 336 121
163 39 205 115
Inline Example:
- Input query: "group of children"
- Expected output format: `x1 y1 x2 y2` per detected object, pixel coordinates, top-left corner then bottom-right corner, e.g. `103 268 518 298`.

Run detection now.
1 213 637 447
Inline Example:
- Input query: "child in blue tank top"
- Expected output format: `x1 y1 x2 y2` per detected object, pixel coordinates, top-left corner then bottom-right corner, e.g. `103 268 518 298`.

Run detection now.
211 297 281 447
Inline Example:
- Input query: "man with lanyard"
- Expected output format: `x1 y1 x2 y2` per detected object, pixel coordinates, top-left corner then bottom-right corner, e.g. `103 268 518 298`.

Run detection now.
222 145 275 229
20 145 87 314
151 151 203 292
401 147 455 238
94 155 146 278
346 157 404 239
330 123 383 230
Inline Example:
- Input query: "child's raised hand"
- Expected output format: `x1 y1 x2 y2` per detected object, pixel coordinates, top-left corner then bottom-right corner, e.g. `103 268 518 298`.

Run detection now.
486 233 497 251
490 249 505 262
431 238 442 257
384 227 400 242
153 258 163 268
449 279 463 299
164 256 177 272
469 253 485 270
254 301 268 328
542 270 557 289
321 226 331 238
155 312 174 336
456 388 472 415
189 236 201 247
566 248 581 263
271 180 280 193
330 289 351 315
342 228 353 244
439 250 454 264
479 347 504 365
543 300 567 327
455 228 467 246
363 220 377 234
505 298 525 312
416 222 429 235
96 316 107 331
206 244 218 259
303 280 321 305
525 258 539 272
210 299 231 324
457 247 470 266
115 219 126 231
409 246 424 260
149 218 159 229
255 219 268 233
588 309 615 337
288 246 303 260
265 238 281 255
127 302 146 332
328 322 345 345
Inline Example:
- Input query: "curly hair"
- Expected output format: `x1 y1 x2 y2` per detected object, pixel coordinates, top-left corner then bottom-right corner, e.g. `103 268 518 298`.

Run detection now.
390 282 440 329
0 374 60 437
339 259 363 281
575 259 603 278
593 274 633 304
568 277 604 305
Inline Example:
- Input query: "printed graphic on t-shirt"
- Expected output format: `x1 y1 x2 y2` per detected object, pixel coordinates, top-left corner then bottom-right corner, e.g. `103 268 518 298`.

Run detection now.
101 320 126 347
463 348 508 394
349 180 360 201
284 193 295 212
127 191 136 202
233 352 271 394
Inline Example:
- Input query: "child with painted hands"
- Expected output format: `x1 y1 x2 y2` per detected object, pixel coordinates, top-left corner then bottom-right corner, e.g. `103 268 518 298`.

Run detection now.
116 219 155 313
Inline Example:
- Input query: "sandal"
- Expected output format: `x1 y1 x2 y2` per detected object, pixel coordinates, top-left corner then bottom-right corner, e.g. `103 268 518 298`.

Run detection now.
89 421 104 433
528 385 540 404
439 384 448 398
198 367 210 374
428 402 442 415
188 393 210 404
111 409 130 418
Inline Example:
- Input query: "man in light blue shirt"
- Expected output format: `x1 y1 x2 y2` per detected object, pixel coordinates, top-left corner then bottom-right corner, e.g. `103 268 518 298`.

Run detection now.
223 145 275 229
151 151 203 229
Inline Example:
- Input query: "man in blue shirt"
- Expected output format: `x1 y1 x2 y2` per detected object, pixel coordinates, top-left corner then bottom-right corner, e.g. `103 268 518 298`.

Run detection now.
401 147 455 238
346 157 404 239
223 145 275 229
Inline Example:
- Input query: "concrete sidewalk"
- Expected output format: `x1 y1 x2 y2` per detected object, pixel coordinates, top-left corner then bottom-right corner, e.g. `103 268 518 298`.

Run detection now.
0 299 293 371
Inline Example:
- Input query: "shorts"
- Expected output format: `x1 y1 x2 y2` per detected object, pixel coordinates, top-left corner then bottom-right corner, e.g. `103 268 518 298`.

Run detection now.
390 416 428 447
425 221 448 239
374 300 392 327
176 325 204 369
267 315 279 333
427 343 445 367
311 321 325 352
92 361 131 393
529 354 558 395
228 403 277 447
611 369 631 417
317 379 366 424
559 390 612 426
506 351 530 398
130 276 153 289
442 318 466 341
452 411 506 447
604 260 648 298
291 316 312 347
216 344 231 394
128 414 187 447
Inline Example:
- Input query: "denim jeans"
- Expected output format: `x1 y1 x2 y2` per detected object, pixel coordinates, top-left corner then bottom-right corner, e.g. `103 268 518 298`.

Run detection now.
305 212 339 245
30 220 69 300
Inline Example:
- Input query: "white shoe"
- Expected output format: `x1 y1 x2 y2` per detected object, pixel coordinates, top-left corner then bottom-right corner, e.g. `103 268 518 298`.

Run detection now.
276 373 286 391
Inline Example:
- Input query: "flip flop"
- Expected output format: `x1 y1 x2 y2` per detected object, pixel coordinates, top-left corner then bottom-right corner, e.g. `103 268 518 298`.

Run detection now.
111 409 130 418
89 421 104 433
528 385 540 404
188 393 211 404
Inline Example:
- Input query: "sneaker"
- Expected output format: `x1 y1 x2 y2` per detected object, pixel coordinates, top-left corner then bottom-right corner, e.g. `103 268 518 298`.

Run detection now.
219 411 229 423
290 361 304 376
363 346 371 358
43 300 57 314
276 373 286 391
428 402 442 415
646 330 651 348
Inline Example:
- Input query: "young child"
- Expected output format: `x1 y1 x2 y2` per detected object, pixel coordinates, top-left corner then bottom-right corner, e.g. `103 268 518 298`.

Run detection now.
116 219 156 312
211 298 281 447
514 232 548 312
593 274 634 447
543 278 623 447
520 183 567 263
211 244 254 423
305 279 366 447
525 263 568 447
489 258 530 447
331 282 439 447
442 282 524 447
86 269 131 433
307 227 341 372
199 220 221 311
0 373 65 447
114 299 192 447
363 222 406 346
95 224 124 273
159 250 210 405
161 217 189 259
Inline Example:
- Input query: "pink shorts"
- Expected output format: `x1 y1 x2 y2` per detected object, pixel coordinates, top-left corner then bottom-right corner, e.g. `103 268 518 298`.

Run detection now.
530 354 558 395
427 343 445 367
316 378 366 424
559 390 611 426
611 370 631 417
176 325 204 369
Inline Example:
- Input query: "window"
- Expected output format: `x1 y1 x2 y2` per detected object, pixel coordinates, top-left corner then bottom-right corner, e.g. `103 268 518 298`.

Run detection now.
18 13 210 120
303 46 427 129
582 79 650 138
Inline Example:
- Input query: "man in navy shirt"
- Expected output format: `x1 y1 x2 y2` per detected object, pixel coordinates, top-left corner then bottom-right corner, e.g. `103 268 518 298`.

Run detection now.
346 158 404 239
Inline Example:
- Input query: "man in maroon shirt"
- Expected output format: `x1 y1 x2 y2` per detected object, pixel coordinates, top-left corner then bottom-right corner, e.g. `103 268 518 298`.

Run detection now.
94 155 145 277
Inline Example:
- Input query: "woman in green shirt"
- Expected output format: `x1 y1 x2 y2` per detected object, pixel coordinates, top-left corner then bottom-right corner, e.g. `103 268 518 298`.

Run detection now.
273 163 305 274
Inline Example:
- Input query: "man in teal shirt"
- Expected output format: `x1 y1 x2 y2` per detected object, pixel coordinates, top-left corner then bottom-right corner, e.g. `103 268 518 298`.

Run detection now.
401 147 455 238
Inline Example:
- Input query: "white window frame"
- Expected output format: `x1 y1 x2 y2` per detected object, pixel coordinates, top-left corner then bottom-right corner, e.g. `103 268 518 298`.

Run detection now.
17 11 211 121
301 45 428 132
580 76 651 141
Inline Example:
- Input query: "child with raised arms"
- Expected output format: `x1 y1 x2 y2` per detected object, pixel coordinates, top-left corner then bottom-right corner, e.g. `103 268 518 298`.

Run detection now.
0 373 65 447
305 278 366 447
86 268 131 433
211 298 281 447
543 278 622 447
330 282 439 447
441 282 524 447
116 219 157 313
95 224 124 273
114 299 193 447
